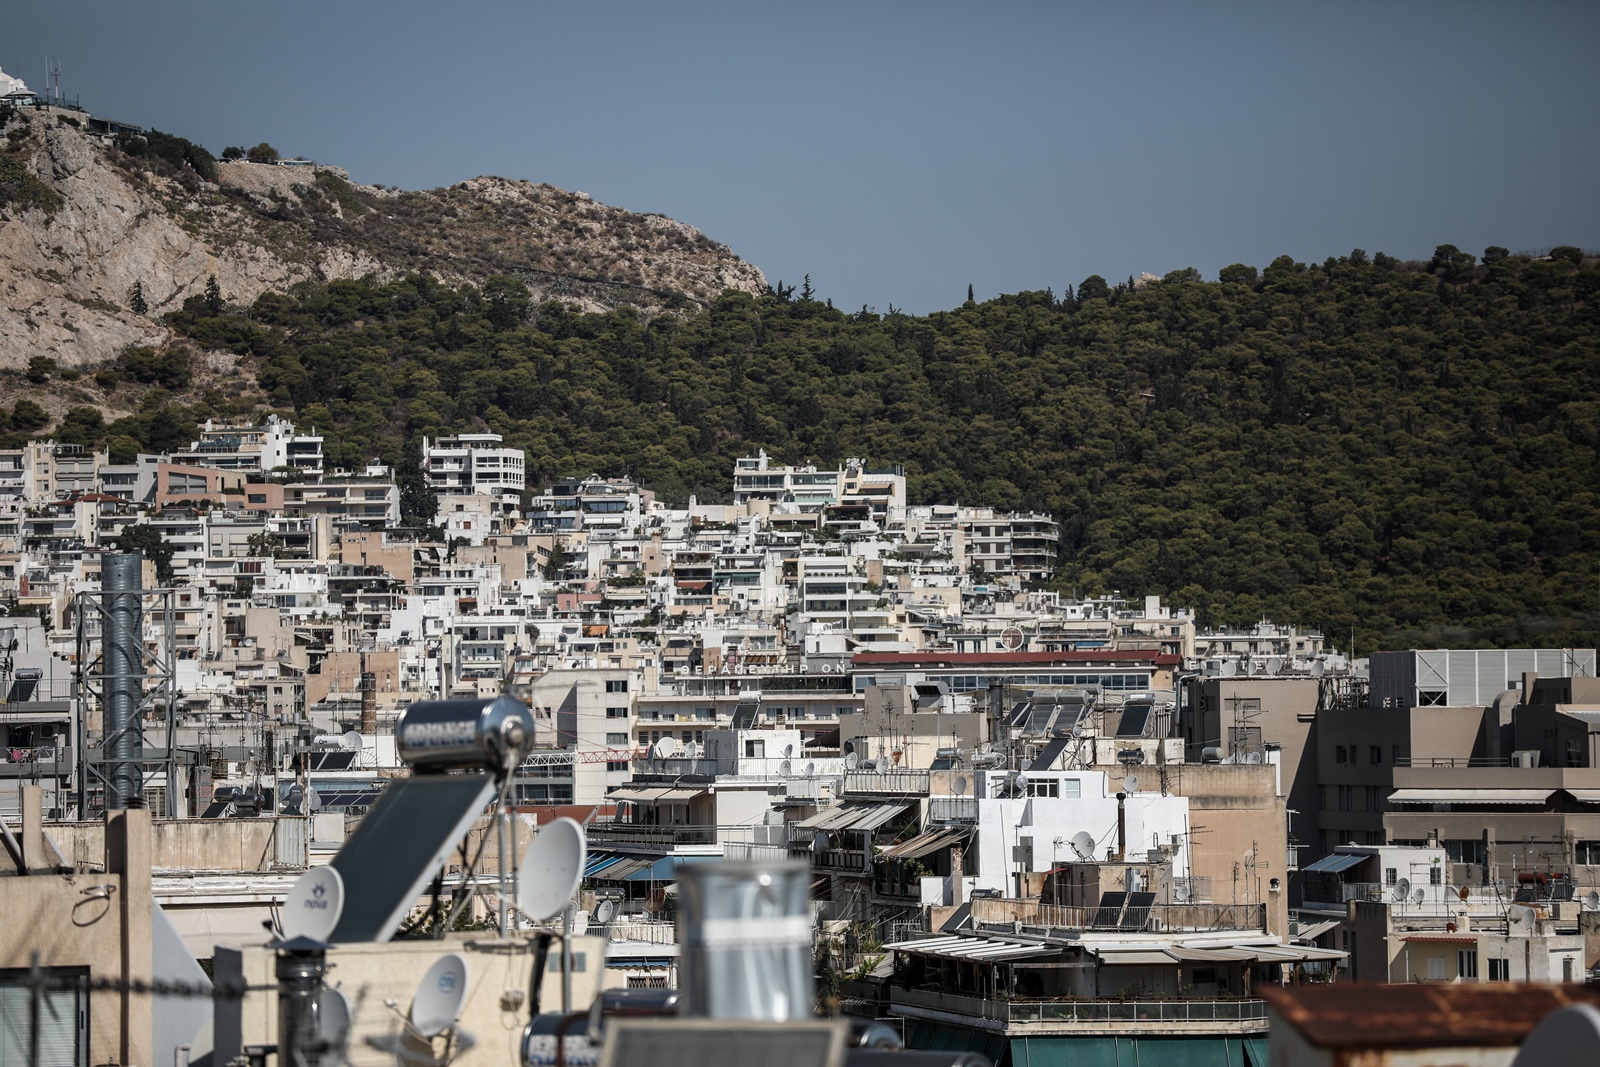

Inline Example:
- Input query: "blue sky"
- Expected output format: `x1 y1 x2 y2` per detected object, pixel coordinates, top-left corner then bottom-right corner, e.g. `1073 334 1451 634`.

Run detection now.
10 2 1599 313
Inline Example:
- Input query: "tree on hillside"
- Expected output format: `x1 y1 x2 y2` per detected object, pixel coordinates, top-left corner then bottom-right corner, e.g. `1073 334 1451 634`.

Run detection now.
112 524 177 586
11 400 47 432
222 146 244 161
204 276 224 316
246 143 279 163
128 280 148 315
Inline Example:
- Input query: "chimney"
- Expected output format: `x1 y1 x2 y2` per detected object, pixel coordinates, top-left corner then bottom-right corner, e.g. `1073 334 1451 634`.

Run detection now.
360 671 377 734
1116 792 1127 861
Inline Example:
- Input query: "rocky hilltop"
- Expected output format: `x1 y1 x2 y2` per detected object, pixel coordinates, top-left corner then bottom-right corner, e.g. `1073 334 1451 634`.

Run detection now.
0 106 766 372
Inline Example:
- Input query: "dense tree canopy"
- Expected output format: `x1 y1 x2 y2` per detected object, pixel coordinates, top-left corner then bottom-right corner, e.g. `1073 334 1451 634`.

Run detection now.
149 248 1599 653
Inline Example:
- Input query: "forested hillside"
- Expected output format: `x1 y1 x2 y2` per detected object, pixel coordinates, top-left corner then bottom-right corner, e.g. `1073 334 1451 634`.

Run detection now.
14 245 1599 653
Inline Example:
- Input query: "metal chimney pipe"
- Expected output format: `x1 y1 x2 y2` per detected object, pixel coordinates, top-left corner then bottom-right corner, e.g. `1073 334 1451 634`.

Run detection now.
675 860 813 1021
1116 791 1127 862
103 553 144 809
359 671 377 734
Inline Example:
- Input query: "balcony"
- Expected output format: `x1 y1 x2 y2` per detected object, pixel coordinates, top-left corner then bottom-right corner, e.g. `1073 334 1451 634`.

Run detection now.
970 897 1266 935
929 797 979 824
890 987 1268 1034
844 770 930 796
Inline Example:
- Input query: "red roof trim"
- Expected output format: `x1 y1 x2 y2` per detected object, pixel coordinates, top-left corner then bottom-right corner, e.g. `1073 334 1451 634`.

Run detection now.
851 650 1180 667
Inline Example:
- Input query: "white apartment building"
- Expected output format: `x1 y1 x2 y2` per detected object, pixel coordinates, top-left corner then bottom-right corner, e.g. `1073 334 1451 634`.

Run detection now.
732 450 907 529
178 415 325 477
422 433 526 512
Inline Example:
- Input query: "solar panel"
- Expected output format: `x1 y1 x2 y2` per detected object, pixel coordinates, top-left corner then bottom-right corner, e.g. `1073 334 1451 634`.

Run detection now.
1120 892 1156 931
328 772 496 942
1007 701 1032 726
1024 704 1056 735
732 702 759 729
1029 737 1069 772
310 750 357 771
1055 702 1089 732
1115 704 1153 738
1090 892 1126 929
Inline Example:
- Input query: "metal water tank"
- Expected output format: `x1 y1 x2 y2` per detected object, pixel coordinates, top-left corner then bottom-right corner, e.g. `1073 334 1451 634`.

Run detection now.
396 696 536 772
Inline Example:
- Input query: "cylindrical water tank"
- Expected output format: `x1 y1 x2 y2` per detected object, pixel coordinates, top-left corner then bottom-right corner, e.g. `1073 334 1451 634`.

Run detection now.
102 552 144 809
395 696 536 772
675 860 813 1021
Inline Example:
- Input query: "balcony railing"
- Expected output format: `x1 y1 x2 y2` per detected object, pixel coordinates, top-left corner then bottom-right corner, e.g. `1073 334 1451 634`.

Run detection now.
844 770 930 796
970 897 1266 934
929 797 979 824
890 987 1269 1029
585 823 786 849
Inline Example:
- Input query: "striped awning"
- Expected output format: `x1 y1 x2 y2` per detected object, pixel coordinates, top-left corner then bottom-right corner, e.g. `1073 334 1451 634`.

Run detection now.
1388 788 1552 805
880 828 969 860
882 935 1057 962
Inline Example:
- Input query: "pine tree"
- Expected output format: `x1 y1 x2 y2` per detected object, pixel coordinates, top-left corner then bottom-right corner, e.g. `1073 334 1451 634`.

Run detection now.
800 274 813 302
129 280 147 315
203 276 224 316
967 283 975 303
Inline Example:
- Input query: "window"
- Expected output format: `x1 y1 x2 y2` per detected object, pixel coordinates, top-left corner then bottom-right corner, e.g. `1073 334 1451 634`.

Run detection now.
745 740 765 758
1426 956 1445 980
606 733 629 745
1429 865 1442 885
1385 867 1398 886
1369 745 1382 765
606 706 628 719
0 966 88 1067
1336 745 1347 764
1458 951 1478 980
1338 785 1353 811
1027 778 1059 798
1392 744 1402 763
1062 778 1082 799
605 679 629 693
1365 785 1381 813
1563 958 1576 983
1445 839 1487 866
1576 841 1600 865
1418 690 1447 706
1488 958 1510 982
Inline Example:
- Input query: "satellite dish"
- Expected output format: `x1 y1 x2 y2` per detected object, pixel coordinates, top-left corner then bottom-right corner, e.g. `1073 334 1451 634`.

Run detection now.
340 731 364 751
1245 658 1258 676
1459 886 1471 901
1070 831 1096 861
1123 775 1140 793
683 741 701 758
778 759 792 775
804 761 816 777
1413 888 1426 904
410 953 470 1037
654 737 682 759
1001 626 1023 651
1508 904 1537 932
844 752 858 770
1008 771 1027 795
319 987 351 1050
280 866 344 942
783 744 795 758
1393 878 1412 903
1584 891 1600 911
1511 1004 1600 1067
1311 660 1325 678
518 817 586 922
594 899 617 924
1220 660 1238 678
812 831 829 853
1266 657 1283 676
952 775 969 796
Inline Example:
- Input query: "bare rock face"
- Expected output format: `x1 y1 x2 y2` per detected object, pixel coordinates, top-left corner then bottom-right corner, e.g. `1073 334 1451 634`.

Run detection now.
0 109 766 371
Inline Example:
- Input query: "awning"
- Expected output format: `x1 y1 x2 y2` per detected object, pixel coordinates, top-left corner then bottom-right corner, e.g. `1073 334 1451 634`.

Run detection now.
1166 946 1257 963
1401 934 1478 944
607 787 668 803
590 857 654 880
1301 852 1366 874
1292 919 1342 942
583 851 624 877
1094 948 1177 966
849 803 911 831
882 935 1056 962
623 854 723 881
880 828 968 860
652 787 706 803
1387 788 1552 805
1565 789 1600 803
